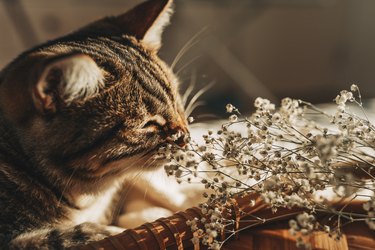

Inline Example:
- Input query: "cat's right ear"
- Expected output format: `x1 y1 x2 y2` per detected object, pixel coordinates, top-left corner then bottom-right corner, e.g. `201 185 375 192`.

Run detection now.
81 0 173 51
32 54 104 114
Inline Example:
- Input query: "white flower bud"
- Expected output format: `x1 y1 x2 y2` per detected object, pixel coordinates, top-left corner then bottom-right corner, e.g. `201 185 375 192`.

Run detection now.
350 84 359 92
188 116 194 123
229 114 238 122
226 104 234 113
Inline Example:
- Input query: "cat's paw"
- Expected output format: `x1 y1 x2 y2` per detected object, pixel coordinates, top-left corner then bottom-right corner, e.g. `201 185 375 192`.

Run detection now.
9 223 125 250
71 222 114 241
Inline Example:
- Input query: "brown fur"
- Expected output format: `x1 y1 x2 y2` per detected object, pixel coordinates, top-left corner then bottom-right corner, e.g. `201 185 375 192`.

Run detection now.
0 0 187 249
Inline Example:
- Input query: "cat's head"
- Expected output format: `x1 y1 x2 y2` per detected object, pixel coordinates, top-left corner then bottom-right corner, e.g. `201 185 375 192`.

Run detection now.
0 0 187 188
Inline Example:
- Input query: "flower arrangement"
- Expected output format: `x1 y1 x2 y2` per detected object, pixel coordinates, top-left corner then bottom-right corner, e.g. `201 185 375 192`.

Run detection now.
160 85 375 249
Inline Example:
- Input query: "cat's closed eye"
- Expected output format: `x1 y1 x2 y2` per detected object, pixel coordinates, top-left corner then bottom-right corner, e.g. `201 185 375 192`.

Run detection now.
141 115 167 131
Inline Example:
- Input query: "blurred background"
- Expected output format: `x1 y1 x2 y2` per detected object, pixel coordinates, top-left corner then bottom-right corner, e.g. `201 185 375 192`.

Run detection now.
1 0 375 119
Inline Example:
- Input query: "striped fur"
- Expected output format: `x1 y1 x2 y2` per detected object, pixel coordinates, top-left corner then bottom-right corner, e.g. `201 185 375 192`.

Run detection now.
0 0 187 249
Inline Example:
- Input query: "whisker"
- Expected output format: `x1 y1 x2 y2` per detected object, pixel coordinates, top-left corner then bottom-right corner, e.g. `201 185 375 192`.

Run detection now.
171 27 208 69
176 55 201 76
111 169 144 222
171 40 199 70
57 167 78 208
110 152 161 223
143 154 158 170
186 101 205 117
137 157 158 204
148 159 157 169
142 176 151 202
182 70 197 106
110 154 152 222
185 81 215 117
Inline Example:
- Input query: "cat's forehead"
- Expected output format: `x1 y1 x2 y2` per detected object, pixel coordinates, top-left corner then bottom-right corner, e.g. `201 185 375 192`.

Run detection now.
41 35 175 89
40 36 151 67
48 36 180 113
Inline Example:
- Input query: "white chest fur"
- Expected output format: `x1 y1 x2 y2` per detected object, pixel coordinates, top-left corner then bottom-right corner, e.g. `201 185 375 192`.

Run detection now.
69 185 119 226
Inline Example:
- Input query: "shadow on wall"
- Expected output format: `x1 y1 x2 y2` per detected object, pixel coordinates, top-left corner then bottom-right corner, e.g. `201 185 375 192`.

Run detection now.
1 0 375 118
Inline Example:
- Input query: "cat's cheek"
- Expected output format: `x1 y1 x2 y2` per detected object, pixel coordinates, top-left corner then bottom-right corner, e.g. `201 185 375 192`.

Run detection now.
67 152 162 179
105 155 160 173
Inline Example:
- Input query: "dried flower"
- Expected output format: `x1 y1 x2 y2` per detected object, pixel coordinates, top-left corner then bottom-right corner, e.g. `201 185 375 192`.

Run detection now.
229 114 238 122
350 84 359 92
188 116 195 123
161 85 374 249
226 104 235 113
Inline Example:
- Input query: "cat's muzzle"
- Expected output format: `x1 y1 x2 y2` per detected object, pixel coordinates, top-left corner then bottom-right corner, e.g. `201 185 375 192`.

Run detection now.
166 127 188 147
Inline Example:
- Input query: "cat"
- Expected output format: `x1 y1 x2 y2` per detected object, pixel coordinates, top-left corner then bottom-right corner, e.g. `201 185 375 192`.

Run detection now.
0 0 188 249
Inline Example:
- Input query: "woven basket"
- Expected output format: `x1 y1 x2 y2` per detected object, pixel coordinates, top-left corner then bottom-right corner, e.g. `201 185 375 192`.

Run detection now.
75 192 375 250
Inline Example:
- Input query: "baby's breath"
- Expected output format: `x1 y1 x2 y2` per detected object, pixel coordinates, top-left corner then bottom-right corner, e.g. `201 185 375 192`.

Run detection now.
161 86 375 249
188 116 195 123
226 104 235 113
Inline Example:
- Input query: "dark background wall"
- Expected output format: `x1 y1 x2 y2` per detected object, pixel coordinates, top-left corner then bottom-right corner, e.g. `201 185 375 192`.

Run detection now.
1 0 375 119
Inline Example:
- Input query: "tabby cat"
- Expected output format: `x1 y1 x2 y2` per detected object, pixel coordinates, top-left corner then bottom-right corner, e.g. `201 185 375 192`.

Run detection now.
0 0 188 249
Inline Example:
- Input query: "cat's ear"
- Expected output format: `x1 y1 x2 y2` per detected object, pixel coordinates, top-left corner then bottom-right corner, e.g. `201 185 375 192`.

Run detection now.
116 0 173 50
32 54 104 114
84 0 173 51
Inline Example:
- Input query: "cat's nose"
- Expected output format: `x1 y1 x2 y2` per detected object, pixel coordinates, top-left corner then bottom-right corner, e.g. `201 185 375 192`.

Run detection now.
166 125 188 147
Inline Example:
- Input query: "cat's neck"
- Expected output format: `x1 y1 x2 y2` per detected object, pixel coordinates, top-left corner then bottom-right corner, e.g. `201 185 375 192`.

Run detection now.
0 113 84 205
